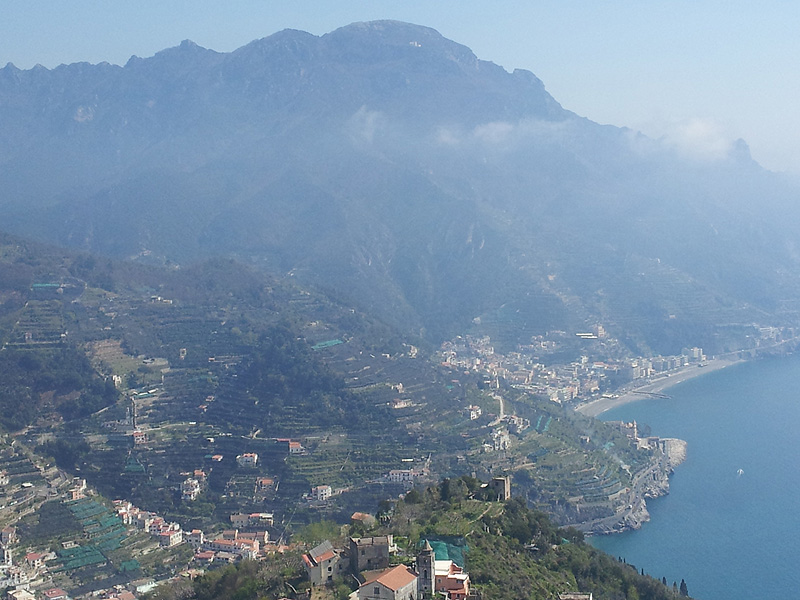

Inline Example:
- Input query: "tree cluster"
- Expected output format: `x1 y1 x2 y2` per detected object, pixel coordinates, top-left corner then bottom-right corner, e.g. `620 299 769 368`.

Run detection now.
0 347 119 430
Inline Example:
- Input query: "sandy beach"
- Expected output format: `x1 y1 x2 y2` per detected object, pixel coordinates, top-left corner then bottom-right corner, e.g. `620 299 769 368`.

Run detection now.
576 357 745 417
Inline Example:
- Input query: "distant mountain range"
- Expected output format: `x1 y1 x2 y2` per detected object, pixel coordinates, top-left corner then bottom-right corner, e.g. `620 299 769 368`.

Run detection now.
2 20 800 353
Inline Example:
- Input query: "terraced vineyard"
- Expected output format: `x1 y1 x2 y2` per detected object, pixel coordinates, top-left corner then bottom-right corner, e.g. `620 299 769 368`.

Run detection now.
6 300 65 347
0 237 665 541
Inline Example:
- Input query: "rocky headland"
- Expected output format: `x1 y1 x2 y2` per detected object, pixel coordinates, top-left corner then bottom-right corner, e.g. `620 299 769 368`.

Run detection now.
579 437 688 535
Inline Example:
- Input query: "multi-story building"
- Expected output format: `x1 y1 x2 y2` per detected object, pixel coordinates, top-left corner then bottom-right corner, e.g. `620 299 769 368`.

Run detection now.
302 540 345 585
488 476 511 501
387 469 416 483
350 536 392 573
0 527 16 545
181 478 201 501
186 529 205 548
159 529 183 547
311 485 332 501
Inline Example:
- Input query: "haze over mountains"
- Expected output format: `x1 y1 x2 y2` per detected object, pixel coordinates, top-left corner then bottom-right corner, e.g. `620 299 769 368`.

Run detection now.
2 20 799 353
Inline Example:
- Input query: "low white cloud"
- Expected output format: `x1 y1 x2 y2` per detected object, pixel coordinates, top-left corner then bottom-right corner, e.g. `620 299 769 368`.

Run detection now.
473 121 515 144
434 118 576 152
648 117 738 162
347 106 384 144
624 128 661 157
436 126 462 146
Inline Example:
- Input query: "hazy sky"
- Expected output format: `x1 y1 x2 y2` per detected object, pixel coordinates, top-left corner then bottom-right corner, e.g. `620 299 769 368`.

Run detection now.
3 2 800 173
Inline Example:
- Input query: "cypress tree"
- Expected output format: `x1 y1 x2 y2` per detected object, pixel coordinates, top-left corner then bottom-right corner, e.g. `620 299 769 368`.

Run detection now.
680 579 689 596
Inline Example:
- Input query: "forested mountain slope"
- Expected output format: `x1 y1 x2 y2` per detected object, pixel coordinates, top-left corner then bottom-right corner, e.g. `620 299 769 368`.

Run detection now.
2 21 799 353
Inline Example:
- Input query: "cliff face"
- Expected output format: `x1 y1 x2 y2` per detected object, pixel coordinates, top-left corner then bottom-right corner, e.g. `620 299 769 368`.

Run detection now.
578 438 687 535
619 440 688 532
663 438 688 468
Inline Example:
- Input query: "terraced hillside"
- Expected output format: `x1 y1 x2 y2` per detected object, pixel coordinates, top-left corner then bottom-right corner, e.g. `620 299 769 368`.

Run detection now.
0 234 664 534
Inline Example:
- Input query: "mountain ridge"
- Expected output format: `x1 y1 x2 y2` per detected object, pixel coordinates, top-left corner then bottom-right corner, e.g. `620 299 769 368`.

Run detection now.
1 21 798 352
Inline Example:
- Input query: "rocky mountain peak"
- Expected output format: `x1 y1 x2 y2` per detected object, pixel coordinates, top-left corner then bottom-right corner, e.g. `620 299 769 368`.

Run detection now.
0 22 796 353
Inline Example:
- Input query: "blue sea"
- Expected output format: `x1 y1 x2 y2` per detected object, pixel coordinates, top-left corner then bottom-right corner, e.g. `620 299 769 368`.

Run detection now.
589 355 800 600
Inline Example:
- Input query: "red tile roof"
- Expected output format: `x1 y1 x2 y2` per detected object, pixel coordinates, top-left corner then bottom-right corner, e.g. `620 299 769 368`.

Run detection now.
362 565 417 592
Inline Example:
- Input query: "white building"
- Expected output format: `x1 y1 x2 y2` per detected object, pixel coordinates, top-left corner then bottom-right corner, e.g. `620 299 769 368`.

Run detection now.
181 478 201 501
236 453 258 467
159 529 183 547
388 469 416 483
311 485 332 501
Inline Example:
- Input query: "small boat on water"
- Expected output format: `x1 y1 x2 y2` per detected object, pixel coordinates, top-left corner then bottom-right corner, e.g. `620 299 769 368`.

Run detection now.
736 468 744 477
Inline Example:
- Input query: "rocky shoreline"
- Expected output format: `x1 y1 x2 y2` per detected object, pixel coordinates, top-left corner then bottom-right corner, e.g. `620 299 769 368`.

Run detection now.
662 437 687 468
578 437 688 535
569 358 716 534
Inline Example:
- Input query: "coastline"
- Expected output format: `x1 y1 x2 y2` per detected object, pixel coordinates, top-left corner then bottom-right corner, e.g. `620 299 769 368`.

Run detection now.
584 352 800 599
575 356 745 418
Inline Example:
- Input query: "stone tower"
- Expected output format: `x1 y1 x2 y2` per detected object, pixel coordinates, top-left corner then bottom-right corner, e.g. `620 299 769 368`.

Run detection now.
416 540 435 598
489 475 511 501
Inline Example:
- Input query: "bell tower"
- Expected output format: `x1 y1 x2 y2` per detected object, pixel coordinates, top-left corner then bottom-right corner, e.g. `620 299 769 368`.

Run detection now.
416 539 435 598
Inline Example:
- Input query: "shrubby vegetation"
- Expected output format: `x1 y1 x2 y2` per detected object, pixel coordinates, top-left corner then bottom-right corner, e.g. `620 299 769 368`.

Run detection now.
37 438 92 471
145 557 306 600
146 477 690 600
0 347 118 430
391 478 688 600
0 233 693 599
209 321 386 435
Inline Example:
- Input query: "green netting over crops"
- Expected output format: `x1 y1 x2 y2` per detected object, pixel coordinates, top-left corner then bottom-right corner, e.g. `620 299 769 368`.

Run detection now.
119 560 140 572
311 339 343 350
54 545 107 571
421 537 468 568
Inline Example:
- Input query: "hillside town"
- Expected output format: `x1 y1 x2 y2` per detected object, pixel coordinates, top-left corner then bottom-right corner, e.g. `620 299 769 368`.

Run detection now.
300 477 594 600
303 536 472 600
0 467 607 600
437 325 797 406
0 453 283 600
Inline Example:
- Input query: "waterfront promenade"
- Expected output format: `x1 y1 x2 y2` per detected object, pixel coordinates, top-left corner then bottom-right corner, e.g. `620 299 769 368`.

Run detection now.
576 357 744 417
